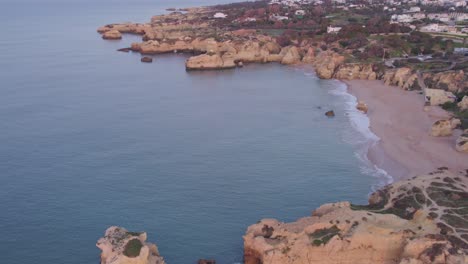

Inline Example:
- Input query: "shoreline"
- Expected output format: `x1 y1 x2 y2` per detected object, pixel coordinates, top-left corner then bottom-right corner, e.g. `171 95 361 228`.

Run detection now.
344 79 466 180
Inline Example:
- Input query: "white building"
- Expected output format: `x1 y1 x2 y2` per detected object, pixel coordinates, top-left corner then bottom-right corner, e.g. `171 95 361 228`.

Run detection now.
213 12 227 19
295 10 306 16
391 14 413 23
327 26 342 33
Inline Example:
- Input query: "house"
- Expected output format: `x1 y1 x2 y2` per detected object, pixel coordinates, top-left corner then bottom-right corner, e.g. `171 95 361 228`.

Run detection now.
420 23 442 32
270 15 289 21
327 26 342 33
213 12 227 19
295 10 306 16
391 14 413 23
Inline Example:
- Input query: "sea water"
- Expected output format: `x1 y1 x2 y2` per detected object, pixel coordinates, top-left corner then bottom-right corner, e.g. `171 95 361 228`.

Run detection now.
0 0 387 263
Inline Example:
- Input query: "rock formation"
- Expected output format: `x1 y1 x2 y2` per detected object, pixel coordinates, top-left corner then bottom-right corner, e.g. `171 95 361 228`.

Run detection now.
430 119 460 137
334 64 377 80
325 110 335 117
97 226 165 264
423 70 468 94
356 101 368 114
244 169 468 264
455 130 468 153
102 30 122 40
458 96 468 111
424 88 457 106
313 51 345 79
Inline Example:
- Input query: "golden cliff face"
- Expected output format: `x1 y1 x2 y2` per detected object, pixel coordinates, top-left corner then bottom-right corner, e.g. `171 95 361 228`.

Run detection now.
244 169 468 264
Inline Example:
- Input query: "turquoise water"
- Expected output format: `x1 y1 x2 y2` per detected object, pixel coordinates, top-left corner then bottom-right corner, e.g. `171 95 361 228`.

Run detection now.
0 1 381 263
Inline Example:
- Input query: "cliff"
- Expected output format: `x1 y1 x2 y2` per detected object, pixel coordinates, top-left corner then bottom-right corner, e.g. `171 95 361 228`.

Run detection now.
97 226 166 264
244 169 467 264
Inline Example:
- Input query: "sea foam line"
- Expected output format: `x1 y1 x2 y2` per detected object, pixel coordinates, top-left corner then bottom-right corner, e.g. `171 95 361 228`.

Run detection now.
296 65 395 192
328 80 394 192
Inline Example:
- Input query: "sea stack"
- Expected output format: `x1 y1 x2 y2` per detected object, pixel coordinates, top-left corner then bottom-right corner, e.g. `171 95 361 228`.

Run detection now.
97 226 165 264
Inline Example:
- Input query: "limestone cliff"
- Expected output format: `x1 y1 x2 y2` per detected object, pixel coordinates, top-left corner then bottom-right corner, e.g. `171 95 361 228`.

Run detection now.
244 169 468 264
97 226 165 264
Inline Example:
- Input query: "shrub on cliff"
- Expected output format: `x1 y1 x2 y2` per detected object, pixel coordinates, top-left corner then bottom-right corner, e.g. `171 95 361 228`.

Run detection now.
123 239 143 258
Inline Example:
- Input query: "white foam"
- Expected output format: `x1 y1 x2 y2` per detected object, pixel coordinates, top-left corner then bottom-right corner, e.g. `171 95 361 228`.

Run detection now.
328 80 394 192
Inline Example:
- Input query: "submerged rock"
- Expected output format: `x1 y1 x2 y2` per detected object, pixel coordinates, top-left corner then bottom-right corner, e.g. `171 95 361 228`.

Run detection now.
244 170 468 264
118 48 132 52
198 259 216 264
141 57 153 63
97 226 165 264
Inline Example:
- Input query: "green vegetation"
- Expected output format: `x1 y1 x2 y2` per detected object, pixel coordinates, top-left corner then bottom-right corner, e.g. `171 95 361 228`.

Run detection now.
123 239 143 258
441 101 468 129
309 225 340 246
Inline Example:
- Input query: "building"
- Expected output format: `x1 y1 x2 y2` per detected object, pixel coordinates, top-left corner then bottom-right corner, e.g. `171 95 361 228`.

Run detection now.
327 26 342 33
213 12 227 19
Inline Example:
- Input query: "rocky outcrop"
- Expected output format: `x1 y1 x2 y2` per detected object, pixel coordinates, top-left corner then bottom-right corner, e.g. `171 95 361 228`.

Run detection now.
424 88 456 106
334 64 377 80
458 96 468 111
244 170 468 264
383 67 420 90
280 46 301 65
313 51 345 79
186 54 236 70
301 47 315 63
455 130 468 153
423 70 468 94
102 30 122 40
356 101 368 114
430 119 460 137
97 226 165 264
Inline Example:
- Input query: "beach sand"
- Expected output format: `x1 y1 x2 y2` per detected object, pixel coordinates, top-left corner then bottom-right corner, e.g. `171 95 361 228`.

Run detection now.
345 80 467 180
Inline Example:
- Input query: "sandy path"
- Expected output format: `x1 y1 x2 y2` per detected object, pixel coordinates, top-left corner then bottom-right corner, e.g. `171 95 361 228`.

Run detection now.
345 80 467 180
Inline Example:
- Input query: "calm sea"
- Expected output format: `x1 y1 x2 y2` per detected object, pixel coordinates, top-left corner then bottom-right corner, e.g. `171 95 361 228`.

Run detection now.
0 1 386 263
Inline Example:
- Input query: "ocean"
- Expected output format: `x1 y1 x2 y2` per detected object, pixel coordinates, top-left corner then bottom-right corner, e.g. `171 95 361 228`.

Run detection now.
0 0 388 263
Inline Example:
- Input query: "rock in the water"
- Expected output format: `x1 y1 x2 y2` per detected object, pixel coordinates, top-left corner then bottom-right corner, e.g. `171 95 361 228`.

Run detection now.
325 110 335 117
244 170 468 264
118 48 132 52
455 130 468 153
198 259 216 264
430 119 455 137
356 101 368 114
97 226 165 264
141 57 153 63
102 30 122 40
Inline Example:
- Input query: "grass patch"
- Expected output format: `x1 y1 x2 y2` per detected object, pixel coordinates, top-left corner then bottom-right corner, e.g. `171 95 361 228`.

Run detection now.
309 225 340 246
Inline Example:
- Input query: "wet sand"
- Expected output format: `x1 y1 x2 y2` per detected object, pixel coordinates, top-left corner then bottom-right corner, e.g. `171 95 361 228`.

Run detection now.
345 80 467 180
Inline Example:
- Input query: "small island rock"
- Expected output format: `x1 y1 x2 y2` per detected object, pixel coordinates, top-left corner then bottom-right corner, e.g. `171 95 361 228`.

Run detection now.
97 226 165 264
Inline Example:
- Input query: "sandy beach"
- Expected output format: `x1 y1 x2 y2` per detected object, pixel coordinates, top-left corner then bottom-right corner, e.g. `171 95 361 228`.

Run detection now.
345 80 467 180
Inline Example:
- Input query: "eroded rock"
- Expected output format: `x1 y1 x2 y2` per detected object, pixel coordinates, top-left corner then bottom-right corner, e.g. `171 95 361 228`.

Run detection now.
97 226 165 264
244 170 468 264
